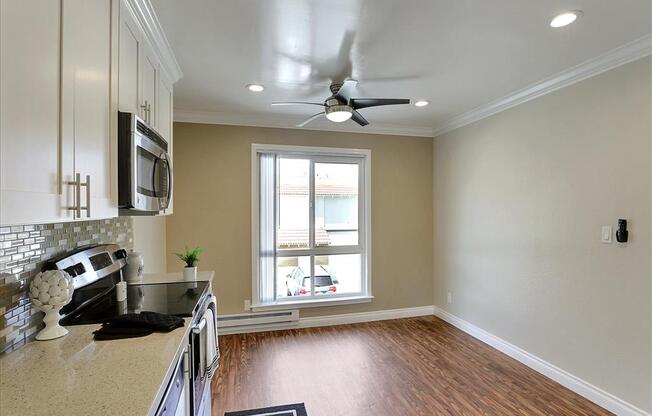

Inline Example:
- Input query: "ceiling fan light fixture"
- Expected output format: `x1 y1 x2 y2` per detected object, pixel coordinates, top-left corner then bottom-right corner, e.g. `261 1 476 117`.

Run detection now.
550 10 582 28
325 105 353 123
246 83 265 92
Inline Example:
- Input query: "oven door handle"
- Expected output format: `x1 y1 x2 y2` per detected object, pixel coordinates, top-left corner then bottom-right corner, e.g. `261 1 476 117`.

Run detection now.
192 317 206 334
192 317 207 381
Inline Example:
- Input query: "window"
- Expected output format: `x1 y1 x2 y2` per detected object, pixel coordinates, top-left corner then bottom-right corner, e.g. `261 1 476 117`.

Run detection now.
252 144 371 308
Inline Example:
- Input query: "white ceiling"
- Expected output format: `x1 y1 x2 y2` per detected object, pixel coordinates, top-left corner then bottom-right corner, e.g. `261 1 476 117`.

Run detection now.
152 0 651 136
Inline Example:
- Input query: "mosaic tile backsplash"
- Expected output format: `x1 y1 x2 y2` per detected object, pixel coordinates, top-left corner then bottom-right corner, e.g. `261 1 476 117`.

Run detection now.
0 217 133 354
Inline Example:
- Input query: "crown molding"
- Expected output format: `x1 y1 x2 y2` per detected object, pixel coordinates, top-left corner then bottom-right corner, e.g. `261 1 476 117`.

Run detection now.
126 0 183 83
173 109 435 137
433 34 652 137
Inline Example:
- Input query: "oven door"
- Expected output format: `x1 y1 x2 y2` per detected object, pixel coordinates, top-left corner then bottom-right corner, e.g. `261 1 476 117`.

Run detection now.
190 317 208 416
134 133 172 211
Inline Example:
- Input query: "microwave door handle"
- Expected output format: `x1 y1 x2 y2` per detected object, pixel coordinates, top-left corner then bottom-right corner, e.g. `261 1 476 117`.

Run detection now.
163 152 172 209
152 155 160 199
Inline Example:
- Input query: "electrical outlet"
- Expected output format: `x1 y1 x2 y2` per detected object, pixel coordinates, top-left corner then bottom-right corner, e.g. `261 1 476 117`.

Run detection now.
447 292 452 304
244 299 251 311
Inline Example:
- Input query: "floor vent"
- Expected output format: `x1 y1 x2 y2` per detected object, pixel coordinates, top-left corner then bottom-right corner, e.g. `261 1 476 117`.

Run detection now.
217 310 299 334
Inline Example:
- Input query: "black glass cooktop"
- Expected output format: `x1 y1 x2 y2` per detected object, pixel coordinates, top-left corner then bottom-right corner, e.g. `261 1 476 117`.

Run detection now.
60 281 209 326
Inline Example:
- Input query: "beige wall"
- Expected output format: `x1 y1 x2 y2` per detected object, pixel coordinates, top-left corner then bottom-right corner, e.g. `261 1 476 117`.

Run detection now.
132 216 167 274
166 124 434 318
433 57 651 411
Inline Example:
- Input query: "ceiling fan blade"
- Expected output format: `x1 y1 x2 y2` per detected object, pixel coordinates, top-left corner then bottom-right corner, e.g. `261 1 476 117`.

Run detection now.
297 112 324 128
350 110 368 127
272 102 325 107
358 74 420 83
332 31 355 82
333 79 358 104
351 98 410 109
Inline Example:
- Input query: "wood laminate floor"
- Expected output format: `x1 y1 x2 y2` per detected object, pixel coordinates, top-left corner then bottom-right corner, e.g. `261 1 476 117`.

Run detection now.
212 316 611 416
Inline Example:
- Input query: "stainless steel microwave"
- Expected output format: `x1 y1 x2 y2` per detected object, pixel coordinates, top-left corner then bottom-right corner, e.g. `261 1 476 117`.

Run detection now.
118 112 172 213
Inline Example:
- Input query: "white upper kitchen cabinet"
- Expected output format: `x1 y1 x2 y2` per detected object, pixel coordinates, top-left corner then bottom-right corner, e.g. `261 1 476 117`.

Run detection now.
118 0 167 129
118 0 142 117
141 40 160 128
61 0 118 220
1 0 180 226
0 0 73 226
158 73 174 142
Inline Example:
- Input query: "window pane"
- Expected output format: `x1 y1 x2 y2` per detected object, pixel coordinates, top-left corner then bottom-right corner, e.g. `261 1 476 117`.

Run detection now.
313 254 361 295
315 163 358 246
276 256 311 299
277 158 310 249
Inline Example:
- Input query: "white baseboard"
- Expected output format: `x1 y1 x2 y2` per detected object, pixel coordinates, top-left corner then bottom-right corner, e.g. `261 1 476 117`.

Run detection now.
432 306 651 416
298 305 435 329
218 305 434 335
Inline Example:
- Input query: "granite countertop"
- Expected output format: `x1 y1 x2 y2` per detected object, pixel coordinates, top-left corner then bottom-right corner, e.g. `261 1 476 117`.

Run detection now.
0 270 216 416
0 319 191 416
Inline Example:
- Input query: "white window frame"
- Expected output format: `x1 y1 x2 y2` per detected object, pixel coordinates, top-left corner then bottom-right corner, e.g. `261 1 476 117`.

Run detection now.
251 144 372 310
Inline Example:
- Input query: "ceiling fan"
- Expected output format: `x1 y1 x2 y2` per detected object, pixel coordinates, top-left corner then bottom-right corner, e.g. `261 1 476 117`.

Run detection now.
271 79 410 127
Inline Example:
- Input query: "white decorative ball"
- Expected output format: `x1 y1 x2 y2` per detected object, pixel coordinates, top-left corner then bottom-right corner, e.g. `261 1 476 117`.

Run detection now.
38 292 50 303
46 274 59 285
48 285 61 297
29 270 74 309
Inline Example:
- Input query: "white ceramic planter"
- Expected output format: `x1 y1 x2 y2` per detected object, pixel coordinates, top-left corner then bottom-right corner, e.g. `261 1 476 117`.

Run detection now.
183 266 197 281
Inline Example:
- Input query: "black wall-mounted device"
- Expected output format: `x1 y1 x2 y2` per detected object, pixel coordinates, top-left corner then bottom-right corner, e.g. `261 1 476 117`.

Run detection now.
616 219 628 243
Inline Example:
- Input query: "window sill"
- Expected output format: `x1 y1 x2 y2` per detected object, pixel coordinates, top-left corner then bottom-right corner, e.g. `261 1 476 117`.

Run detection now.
251 295 374 312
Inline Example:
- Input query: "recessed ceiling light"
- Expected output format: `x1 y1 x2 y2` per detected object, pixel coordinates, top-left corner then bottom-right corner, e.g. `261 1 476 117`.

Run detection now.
415 100 430 107
246 83 264 92
550 10 583 28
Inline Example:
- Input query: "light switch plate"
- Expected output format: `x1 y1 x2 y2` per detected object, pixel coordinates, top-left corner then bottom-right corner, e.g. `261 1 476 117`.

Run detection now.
601 225 612 244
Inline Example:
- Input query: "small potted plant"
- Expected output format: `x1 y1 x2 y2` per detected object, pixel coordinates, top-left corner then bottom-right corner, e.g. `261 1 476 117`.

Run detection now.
176 245 203 281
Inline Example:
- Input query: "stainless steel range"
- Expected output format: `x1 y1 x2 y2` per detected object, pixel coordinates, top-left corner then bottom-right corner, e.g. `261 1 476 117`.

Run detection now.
47 244 216 416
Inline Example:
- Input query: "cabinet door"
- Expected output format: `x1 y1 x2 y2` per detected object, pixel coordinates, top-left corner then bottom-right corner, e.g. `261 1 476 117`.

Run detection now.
158 72 173 141
141 41 159 128
0 0 72 225
61 0 117 220
158 72 174 214
118 0 142 116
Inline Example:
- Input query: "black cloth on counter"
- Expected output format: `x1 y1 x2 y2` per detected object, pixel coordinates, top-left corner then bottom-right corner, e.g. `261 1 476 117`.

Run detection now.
93 311 185 341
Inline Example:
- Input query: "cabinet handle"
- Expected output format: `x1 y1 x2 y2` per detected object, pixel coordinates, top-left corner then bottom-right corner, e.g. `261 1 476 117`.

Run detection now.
183 349 189 375
81 174 90 218
67 173 82 218
141 101 148 122
66 174 90 218
147 103 152 124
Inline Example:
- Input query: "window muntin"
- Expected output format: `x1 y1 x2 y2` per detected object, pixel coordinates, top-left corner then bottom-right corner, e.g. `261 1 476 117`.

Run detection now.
254 145 369 306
